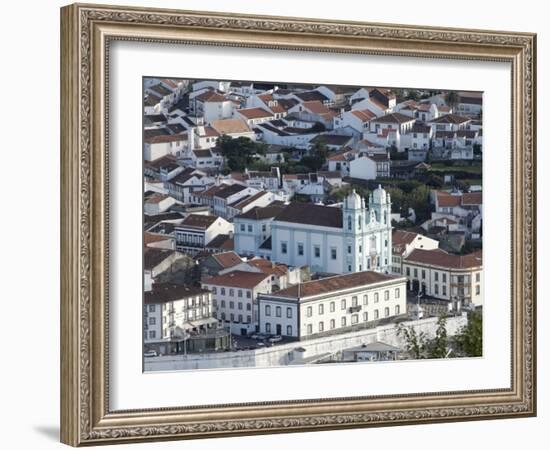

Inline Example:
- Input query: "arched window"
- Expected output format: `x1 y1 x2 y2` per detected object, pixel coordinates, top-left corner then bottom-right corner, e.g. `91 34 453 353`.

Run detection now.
383 210 387 225
347 215 352 230
358 215 362 229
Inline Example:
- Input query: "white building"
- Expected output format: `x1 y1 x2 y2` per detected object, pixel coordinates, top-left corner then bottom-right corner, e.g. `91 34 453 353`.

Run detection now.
174 214 233 255
202 270 272 335
391 230 440 275
429 114 471 133
144 193 177 216
163 168 214 203
233 203 287 258
234 107 275 127
403 248 483 307
144 133 188 161
349 153 390 180
334 108 377 133
144 284 217 351
258 271 407 339
236 187 393 274
368 113 416 140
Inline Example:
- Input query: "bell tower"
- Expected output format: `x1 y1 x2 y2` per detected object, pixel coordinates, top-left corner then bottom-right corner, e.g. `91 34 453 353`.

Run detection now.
368 185 393 273
343 189 365 235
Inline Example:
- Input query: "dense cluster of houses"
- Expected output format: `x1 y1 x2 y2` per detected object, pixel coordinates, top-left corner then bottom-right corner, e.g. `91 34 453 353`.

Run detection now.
142 78 483 357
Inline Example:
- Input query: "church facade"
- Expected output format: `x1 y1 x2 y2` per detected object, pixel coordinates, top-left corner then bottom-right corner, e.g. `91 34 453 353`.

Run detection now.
234 186 393 275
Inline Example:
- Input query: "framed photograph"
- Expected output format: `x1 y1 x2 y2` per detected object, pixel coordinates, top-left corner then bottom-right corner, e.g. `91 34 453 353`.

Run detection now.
60 3 536 446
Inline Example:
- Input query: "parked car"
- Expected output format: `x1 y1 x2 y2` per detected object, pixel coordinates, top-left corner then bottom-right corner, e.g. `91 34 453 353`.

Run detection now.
268 335 283 343
253 333 270 341
256 341 266 347
144 350 158 357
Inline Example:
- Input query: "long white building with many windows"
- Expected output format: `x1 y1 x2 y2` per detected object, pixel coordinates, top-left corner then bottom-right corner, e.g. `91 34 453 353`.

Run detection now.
258 271 406 339
235 187 393 275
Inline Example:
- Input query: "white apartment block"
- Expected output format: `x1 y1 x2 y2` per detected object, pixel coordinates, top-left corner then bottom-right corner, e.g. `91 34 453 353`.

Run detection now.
143 284 216 350
258 271 407 339
202 270 273 335
402 249 483 307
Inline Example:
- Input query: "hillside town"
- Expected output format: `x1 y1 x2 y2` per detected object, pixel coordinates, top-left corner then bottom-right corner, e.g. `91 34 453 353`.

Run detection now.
143 78 483 370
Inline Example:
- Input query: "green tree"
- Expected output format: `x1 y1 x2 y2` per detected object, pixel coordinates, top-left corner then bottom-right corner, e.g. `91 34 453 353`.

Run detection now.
428 315 448 358
396 323 428 359
218 135 267 172
406 89 420 101
455 310 483 357
445 91 460 111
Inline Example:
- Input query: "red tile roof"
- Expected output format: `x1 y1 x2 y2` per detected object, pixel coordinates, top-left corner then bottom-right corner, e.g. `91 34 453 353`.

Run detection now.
461 192 483 206
211 251 242 269
247 258 288 277
301 100 331 115
237 107 274 120
273 271 402 299
351 108 376 122
195 90 227 103
404 249 482 269
436 192 462 207
203 271 270 289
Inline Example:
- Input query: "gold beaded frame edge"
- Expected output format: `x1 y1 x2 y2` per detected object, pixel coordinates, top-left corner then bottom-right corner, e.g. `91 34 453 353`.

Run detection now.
60 3 536 446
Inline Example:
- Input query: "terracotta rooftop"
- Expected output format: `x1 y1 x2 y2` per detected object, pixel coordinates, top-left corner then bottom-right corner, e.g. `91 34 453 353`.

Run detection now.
351 108 377 122
392 230 419 247
436 191 462 208
210 118 251 135
203 270 270 289
237 107 274 120
273 271 402 299
404 249 483 269
195 90 227 103
247 258 288 277
144 232 174 247
461 191 483 206
301 100 331 115
210 251 243 269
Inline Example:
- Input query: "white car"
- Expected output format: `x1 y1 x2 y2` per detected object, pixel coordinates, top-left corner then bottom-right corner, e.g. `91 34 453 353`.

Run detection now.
268 335 282 343
144 350 158 357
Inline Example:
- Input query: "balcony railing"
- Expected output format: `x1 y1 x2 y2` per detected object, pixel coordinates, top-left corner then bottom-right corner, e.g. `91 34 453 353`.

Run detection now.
349 305 362 313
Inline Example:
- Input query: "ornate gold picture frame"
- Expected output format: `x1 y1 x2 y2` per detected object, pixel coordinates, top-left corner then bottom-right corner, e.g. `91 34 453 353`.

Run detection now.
60 3 536 446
